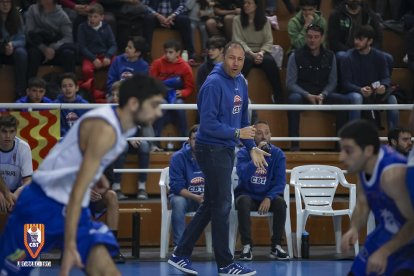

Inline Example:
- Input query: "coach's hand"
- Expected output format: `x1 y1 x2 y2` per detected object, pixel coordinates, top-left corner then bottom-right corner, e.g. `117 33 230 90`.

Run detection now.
250 147 270 169
60 245 84 276
367 248 389 275
240 126 256 139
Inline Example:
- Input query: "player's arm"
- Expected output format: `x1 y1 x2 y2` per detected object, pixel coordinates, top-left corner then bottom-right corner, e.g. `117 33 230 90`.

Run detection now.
60 119 116 275
0 176 15 211
380 166 414 254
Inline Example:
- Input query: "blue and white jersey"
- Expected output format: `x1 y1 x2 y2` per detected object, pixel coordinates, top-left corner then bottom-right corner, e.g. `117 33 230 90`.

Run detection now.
0 137 33 192
359 145 407 236
407 148 414 206
33 106 136 207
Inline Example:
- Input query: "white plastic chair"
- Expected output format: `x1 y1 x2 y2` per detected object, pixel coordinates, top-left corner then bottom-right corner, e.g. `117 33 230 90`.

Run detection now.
230 168 293 258
290 165 358 257
159 167 212 258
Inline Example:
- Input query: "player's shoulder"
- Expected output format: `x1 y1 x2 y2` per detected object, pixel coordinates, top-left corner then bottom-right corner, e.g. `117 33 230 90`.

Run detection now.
15 137 31 151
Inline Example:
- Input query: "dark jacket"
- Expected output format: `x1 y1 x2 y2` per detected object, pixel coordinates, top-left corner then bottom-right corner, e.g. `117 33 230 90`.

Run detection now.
327 1 382 52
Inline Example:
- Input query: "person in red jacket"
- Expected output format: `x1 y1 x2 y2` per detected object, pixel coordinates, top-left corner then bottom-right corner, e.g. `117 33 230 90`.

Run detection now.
150 39 194 142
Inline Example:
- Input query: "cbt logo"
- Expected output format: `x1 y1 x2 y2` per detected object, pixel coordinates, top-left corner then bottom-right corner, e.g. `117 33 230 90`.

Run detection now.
24 224 45 258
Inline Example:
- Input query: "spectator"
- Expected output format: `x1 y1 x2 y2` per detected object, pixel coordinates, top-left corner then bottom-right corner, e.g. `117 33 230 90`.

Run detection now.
286 24 351 151
232 0 283 103
142 0 196 62
205 0 242 41
287 0 326 54
169 125 204 247
89 174 125 263
185 0 214 50
16 77 53 103
25 0 76 79
106 36 149 94
196 35 226 90
0 114 33 199
388 127 412 156
0 0 28 98
78 3 117 102
235 120 289 261
341 25 398 130
150 39 194 139
54 73 89 137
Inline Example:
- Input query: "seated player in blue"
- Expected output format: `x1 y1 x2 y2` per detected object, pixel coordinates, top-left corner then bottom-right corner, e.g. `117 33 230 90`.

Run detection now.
339 120 414 276
0 74 165 276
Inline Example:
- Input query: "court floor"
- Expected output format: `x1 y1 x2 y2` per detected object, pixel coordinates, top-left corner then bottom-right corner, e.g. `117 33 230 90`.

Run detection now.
36 246 354 276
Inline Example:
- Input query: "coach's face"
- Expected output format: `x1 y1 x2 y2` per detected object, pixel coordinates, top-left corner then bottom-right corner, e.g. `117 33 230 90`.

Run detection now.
223 45 245 78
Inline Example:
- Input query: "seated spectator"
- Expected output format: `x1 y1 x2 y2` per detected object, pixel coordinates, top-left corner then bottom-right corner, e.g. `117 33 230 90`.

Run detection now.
89 174 125 263
206 0 242 41
286 24 350 151
388 127 412 156
106 36 149 94
0 114 33 200
287 0 326 54
196 36 226 90
54 73 88 137
16 77 53 103
142 0 195 62
185 0 214 50
150 40 194 139
0 0 28 98
235 120 289 260
327 0 392 72
25 0 76 79
341 25 398 130
168 125 204 248
232 0 283 103
78 3 117 102
406 23 414 103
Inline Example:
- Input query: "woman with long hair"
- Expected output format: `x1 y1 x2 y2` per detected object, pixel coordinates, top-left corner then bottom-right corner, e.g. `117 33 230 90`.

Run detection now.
0 0 28 98
233 0 283 103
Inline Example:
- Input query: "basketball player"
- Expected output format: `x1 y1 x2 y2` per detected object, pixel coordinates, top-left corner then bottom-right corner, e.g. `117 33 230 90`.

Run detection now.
0 74 165 276
407 106 414 207
339 120 414 275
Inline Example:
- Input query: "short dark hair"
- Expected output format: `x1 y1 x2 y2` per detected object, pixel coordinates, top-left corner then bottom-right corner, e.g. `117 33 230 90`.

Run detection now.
253 120 269 126
207 36 226 50
223 41 245 57
338 120 380 154
188 124 199 138
163 39 182 52
60 72 78 86
0 114 18 129
306 23 324 35
118 74 166 108
300 0 318 7
388 127 412 145
129 36 148 53
27 77 46 90
88 3 104 15
354 25 375 40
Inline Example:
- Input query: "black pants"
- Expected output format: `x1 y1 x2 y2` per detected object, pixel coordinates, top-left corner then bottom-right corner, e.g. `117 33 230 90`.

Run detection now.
27 44 76 78
242 52 283 103
143 14 194 57
235 194 286 246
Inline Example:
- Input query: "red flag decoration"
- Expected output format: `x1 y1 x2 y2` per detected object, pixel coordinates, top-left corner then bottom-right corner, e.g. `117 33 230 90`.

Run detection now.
4 110 60 170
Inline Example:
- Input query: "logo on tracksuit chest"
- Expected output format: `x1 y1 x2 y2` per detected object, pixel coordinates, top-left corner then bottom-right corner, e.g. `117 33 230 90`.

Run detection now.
232 95 242 114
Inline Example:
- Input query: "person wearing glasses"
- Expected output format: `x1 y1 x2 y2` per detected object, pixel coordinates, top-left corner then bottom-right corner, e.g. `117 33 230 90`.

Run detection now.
286 24 350 151
287 0 326 55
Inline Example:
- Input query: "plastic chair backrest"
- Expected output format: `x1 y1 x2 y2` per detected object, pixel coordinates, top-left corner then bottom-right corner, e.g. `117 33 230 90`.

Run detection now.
291 165 340 208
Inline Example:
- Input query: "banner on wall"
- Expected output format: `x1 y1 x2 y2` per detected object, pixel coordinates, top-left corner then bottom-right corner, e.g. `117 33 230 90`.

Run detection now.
1 110 60 170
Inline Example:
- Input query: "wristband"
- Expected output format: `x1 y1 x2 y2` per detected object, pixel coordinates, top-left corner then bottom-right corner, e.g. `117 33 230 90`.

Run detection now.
235 128 240 139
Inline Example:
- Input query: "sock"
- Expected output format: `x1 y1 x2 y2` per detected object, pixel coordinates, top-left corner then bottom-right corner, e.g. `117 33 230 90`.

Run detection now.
112 182 121 191
138 181 146 190
242 244 251 253
112 230 118 238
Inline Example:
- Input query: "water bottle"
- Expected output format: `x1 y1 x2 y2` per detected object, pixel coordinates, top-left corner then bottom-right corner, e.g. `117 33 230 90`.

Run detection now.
181 50 188 62
301 231 310 259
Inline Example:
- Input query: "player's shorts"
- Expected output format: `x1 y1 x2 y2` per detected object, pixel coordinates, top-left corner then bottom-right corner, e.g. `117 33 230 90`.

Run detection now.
351 227 414 275
0 182 119 275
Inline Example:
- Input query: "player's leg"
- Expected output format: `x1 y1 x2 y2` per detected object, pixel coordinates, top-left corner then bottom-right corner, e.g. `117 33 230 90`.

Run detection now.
86 245 120 276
